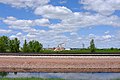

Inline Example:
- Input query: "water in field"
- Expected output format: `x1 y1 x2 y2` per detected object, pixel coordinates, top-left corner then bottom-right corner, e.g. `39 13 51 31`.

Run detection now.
0 72 120 80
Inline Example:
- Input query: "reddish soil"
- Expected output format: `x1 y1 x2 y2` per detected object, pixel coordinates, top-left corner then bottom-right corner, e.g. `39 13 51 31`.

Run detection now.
0 56 120 72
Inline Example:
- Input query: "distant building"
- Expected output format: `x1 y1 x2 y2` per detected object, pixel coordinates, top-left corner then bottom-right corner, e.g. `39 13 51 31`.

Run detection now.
54 47 65 51
65 48 70 50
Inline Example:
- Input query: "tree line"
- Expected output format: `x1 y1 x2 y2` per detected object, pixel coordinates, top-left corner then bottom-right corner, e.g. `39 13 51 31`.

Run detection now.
0 36 98 53
0 36 43 53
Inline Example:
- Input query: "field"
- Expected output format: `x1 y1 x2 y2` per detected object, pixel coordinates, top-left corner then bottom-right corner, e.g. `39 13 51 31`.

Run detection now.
0 78 120 80
0 78 64 80
39 49 120 54
112 79 120 80
0 56 120 72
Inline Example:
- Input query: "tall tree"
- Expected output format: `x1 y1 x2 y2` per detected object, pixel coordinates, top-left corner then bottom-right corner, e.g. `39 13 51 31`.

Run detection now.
9 38 20 53
14 38 20 52
9 39 14 52
90 39 96 52
22 39 29 52
0 36 9 52
28 40 43 53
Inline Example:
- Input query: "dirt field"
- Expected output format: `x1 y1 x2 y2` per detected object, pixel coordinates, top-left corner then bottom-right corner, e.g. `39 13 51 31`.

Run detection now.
0 56 120 72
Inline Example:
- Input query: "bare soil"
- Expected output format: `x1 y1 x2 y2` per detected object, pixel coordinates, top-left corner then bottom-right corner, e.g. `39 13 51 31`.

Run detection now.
0 56 120 72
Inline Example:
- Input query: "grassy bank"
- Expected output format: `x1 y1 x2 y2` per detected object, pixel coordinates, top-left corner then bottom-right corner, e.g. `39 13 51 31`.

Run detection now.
0 77 64 80
111 78 120 80
39 49 120 54
1 78 120 80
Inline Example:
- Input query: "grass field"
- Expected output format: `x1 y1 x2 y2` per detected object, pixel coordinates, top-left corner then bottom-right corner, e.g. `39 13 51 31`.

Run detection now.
0 78 64 80
39 49 120 54
111 78 120 80
0 77 120 80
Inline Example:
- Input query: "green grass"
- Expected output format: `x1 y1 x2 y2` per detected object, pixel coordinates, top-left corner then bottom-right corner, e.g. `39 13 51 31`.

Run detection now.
39 49 91 54
96 49 120 53
0 77 64 80
110 78 120 80
39 49 120 54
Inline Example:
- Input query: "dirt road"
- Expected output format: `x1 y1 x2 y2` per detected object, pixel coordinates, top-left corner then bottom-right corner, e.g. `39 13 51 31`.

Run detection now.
0 56 120 72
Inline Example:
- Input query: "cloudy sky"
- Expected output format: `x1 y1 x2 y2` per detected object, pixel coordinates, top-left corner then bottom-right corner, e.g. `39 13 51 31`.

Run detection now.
0 0 120 48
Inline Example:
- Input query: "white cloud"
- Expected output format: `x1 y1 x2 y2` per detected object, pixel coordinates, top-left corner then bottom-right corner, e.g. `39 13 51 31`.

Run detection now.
0 29 12 34
50 12 120 34
10 35 17 39
0 0 50 8
34 18 50 26
26 34 39 41
16 32 22 36
6 16 17 21
80 0 120 16
105 31 110 34
0 17 4 20
2 13 120 48
34 5 73 19
89 34 96 39
102 35 112 40
3 16 50 31
70 32 78 36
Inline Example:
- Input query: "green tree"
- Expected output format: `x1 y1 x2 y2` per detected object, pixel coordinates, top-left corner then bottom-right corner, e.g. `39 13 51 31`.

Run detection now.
90 39 96 52
0 36 10 52
22 39 29 52
9 39 14 52
28 40 43 53
110 47 114 50
9 38 20 53
14 38 20 52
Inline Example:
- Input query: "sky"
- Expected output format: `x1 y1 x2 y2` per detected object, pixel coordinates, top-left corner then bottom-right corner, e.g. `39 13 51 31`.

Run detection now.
0 0 120 48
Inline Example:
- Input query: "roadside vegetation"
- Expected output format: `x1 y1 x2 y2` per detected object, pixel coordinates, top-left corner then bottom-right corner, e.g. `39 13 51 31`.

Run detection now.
0 36 120 53
0 78 64 80
110 78 120 80
0 72 64 80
